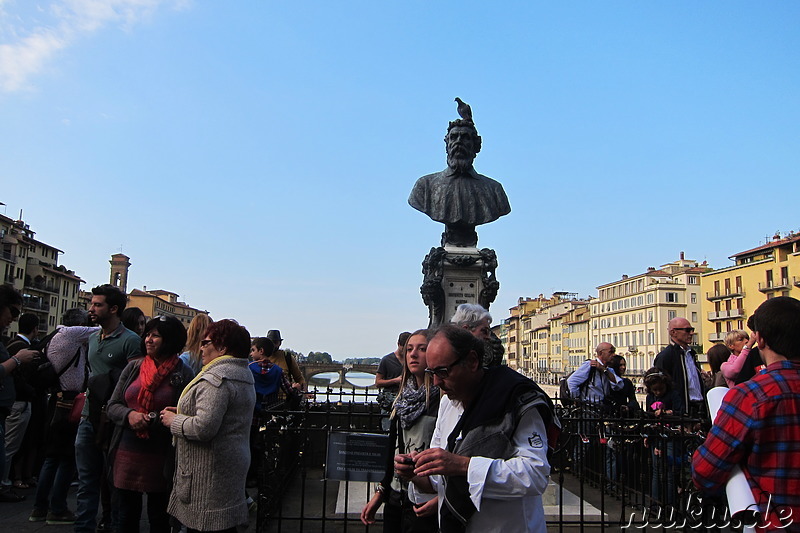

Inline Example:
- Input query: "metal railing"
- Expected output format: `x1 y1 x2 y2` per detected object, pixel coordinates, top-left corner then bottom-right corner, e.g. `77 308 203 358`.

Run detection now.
254 390 734 532
758 280 790 292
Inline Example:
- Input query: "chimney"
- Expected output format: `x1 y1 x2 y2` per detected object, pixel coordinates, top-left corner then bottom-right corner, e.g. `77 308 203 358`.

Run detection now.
680 251 685 260
621 274 628 280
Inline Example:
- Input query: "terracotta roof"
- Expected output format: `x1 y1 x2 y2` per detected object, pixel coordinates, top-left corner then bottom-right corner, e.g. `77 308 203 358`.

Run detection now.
730 233 800 259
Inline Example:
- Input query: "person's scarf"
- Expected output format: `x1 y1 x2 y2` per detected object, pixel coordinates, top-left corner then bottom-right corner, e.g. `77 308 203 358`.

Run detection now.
177 355 236 414
393 377 439 429
135 353 180 439
257 359 274 374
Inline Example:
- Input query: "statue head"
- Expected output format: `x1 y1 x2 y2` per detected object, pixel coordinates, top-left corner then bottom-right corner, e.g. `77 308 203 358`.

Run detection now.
445 119 482 173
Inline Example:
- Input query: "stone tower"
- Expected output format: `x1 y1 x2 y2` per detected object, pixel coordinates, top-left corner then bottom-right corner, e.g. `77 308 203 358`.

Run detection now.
109 253 131 293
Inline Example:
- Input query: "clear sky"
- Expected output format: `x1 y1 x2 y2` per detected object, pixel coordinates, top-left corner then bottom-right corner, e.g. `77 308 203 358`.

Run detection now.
2 1 799 360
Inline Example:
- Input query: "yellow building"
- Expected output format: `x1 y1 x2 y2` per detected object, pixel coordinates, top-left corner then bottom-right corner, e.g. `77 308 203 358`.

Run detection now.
701 232 800 345
563 305 591 374
593 254 711 376
548 313 566 381
504 293 588 382
504 295 562 372
1 213 84 333
128 288 209 327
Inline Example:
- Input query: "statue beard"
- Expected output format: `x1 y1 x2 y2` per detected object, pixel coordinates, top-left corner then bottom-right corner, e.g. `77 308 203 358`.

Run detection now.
446 150 475 174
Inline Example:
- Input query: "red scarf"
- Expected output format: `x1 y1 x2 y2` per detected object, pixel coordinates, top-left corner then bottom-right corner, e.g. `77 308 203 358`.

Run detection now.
136 354 180 439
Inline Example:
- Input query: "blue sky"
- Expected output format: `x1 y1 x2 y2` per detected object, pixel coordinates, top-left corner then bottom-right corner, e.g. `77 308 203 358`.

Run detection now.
2 1 799 359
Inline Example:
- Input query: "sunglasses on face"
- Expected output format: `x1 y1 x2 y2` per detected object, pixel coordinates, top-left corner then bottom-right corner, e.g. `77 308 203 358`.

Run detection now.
673 327 695 333
200 339 213 347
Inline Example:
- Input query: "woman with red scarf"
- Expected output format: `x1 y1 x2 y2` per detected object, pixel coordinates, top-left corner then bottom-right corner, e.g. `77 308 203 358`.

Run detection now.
107 316 195 533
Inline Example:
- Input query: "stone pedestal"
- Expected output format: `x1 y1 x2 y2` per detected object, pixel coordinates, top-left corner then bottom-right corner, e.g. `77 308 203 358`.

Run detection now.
420 245 499 328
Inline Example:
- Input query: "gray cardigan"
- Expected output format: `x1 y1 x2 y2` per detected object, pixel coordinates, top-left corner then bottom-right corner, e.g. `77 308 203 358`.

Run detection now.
166 357 255 531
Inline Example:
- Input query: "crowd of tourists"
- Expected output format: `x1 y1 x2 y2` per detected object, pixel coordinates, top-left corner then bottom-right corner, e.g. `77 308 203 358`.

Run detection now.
2 281 799 532
0 283 305 533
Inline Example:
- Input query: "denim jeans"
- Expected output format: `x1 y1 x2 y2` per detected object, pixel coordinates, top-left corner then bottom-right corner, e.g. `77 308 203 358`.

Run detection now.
75 419 104 533
650 441 676 507
34 456 76 515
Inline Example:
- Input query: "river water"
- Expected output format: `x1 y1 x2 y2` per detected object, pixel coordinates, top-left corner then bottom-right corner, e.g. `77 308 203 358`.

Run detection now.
307 371 377 403
310 371 376 388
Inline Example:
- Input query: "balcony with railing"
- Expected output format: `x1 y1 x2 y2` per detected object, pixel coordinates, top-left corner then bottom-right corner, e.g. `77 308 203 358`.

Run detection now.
23 299 50 312
0 250 16 264
707 308 745 321
758 279 790 293
708 332 726 342
794 276 800 288
24 275 61 294
705 287 745 301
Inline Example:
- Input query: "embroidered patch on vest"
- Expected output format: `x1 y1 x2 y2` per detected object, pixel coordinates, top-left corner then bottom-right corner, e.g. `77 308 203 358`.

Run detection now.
528 433 544 449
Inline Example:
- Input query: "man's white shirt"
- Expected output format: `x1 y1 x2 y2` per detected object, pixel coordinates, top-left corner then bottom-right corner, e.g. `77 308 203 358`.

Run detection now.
410 394 550 533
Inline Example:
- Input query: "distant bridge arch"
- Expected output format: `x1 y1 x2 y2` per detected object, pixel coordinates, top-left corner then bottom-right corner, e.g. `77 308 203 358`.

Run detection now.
299 363 379 387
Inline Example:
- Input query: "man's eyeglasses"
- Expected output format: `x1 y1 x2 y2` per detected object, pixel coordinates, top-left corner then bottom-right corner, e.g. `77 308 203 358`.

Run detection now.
424 358 465 379
200 339 213 347
673 327 695 333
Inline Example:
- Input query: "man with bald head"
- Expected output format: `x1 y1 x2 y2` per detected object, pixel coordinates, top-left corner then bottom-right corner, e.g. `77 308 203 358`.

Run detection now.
654 317 706 416
567 342 624 403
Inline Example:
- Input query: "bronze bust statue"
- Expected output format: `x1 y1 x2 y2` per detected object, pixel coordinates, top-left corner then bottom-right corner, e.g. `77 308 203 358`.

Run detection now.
408 112 510 247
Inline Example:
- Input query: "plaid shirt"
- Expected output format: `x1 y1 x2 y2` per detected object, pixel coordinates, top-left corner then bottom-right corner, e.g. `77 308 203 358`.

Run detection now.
692 360 800 531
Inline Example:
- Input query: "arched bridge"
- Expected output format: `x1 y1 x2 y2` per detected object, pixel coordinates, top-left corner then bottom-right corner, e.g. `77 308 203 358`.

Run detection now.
299 363 379 387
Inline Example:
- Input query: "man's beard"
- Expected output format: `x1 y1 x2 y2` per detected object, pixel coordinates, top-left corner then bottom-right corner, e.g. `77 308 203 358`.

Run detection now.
447 151 475 173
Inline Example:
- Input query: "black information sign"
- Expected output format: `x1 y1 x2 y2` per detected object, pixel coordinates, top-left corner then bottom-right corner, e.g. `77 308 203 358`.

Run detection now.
325 431 390 482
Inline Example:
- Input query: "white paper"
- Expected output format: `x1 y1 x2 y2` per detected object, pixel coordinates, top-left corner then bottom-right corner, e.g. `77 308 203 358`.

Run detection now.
706 387 757 531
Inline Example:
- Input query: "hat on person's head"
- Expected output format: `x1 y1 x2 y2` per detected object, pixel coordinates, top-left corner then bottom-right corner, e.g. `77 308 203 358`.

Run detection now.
266 330 283 343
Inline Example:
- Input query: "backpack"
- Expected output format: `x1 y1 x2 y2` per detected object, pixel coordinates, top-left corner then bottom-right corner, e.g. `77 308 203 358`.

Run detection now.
34 329 82 391
558 366 596 407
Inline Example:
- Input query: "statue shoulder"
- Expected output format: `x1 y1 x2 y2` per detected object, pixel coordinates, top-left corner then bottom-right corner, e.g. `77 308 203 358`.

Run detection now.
473 170 502 186
414 170 446 185
409 171 445 207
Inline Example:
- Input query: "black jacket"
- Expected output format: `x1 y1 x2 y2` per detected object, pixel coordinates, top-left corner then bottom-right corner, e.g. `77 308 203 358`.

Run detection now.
653 343 704 415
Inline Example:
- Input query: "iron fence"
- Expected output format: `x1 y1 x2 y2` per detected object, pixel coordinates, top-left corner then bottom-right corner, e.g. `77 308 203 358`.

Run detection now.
253 389 735 532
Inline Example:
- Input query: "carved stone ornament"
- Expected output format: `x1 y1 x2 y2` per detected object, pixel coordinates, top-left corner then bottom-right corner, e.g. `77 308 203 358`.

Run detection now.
420 247 447 327
420 246 501 327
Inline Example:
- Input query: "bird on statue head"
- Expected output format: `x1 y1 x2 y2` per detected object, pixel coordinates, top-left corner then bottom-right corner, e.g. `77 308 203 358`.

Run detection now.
454 97 473 122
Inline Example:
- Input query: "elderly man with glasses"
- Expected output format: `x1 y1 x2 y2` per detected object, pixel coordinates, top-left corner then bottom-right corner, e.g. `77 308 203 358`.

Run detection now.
654 317 710 417
398 325 557 533
567 342 624 404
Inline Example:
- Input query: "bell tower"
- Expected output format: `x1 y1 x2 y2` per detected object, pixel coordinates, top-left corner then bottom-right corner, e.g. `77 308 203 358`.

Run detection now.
109 253 131 293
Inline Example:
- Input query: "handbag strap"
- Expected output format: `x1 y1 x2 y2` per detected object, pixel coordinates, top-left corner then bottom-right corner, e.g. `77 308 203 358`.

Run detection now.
80 349 90 391
56 347 82 378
